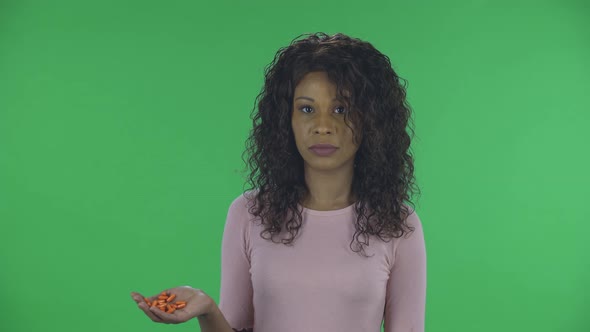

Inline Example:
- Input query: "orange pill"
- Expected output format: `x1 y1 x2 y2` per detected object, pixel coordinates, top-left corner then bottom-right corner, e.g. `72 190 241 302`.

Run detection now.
151 301 157 307
166 294 176 302
160 291 168 296
176 303 186 309
157 299 166 304
167 306 176 314
158 295 168 300
175 301 186 305
143 297 149 303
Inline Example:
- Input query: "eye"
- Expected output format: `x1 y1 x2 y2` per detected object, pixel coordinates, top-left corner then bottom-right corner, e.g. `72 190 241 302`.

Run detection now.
335 106 347 114
300 105 313 113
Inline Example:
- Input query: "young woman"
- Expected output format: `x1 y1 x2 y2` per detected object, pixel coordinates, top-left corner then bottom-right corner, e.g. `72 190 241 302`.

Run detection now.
132 32 426 332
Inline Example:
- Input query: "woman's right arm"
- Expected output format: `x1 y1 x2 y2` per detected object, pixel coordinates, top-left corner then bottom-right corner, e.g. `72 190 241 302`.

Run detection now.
196 300 237 332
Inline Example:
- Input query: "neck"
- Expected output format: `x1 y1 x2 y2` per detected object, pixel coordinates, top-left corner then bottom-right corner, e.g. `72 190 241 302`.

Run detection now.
301 163 356 211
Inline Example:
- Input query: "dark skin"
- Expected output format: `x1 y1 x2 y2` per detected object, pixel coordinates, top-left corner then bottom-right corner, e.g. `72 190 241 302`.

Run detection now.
292 71 362 211
130 286 213 323
131 71 362 325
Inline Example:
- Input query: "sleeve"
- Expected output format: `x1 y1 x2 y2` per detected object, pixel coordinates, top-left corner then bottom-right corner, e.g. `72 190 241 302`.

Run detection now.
383 209 427 332
217 195 255 331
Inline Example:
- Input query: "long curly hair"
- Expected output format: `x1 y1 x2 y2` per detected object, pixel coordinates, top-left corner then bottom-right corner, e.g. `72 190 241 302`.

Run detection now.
240 32 421 258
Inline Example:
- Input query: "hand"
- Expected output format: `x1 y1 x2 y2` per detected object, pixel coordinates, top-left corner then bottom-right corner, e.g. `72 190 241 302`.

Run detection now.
130 286 214 324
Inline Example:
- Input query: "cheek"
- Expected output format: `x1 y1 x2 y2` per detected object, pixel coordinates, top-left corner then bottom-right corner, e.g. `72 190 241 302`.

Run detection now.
348 127 361 146
291 125 304 145
346 128 356 142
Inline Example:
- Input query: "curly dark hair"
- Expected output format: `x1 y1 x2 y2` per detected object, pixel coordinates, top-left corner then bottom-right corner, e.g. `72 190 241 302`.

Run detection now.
240 32 421 258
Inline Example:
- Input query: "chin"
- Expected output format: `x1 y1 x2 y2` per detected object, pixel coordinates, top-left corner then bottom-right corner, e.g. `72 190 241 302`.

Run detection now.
305 160 345 171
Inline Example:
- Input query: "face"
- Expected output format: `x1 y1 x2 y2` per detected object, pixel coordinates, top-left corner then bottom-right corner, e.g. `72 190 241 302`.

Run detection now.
291 71 361 172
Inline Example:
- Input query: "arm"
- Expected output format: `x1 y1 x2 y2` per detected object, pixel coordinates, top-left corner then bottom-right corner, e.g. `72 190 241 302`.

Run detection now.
197 301 253 332
383 210 427 332
215 195 255 331
196 300 243 332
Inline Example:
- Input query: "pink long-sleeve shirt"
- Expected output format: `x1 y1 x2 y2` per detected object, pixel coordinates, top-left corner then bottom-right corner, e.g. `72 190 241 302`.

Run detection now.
218 192 427 332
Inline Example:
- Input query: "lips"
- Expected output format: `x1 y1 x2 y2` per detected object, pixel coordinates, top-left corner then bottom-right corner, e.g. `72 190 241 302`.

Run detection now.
309 144 338 156
309 144 337 149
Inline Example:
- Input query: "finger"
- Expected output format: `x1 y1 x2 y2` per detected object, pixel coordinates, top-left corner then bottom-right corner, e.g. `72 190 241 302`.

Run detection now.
137 301 164 322
130 292 144 304
170 309 192 322
131 291 157 304
149 306 180 324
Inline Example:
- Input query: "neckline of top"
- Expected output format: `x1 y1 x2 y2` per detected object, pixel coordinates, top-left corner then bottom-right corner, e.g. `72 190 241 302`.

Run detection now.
297 202 356 216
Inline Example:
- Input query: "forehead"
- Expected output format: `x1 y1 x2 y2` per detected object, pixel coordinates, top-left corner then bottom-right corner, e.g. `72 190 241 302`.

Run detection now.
294 71 336 94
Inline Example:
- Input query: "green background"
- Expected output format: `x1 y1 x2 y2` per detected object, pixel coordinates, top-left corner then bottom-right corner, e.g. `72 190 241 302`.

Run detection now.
1 0 588 331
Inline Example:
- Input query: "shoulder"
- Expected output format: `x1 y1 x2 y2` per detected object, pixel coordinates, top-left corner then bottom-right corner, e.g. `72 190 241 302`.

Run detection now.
228 189 259 213
223 191 259 249
393 203 424 249
402 203 423 231
225 189 263 229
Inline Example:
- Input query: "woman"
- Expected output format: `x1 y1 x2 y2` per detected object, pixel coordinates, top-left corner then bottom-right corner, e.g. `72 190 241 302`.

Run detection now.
131 32 426 332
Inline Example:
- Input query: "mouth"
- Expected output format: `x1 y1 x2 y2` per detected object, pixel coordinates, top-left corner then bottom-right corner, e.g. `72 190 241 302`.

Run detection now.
309 145 338 156
309 143 338 149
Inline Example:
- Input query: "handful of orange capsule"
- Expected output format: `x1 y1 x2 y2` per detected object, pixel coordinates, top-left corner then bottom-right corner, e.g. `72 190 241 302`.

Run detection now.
144 291 187 314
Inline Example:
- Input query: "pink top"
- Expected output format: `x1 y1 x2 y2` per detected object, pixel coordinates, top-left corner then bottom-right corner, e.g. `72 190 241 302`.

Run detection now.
218 192 427 332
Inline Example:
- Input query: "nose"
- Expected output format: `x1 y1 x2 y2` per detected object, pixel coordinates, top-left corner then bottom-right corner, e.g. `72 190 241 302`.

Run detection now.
313 112 334 135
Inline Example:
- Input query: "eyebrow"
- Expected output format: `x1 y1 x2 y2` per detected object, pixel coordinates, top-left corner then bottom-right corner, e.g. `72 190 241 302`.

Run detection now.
294 96 340 102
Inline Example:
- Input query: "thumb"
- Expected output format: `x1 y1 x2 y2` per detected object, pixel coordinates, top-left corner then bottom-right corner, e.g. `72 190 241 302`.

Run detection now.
130 292 144 304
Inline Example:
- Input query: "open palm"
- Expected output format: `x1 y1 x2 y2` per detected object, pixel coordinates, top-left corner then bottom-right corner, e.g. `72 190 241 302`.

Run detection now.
131 286 213 324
